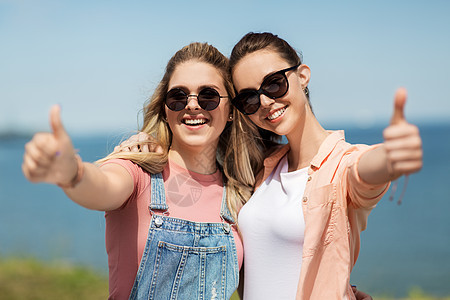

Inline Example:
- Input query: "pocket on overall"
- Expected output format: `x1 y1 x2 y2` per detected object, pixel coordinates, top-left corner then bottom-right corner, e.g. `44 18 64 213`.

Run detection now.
149 241 228 300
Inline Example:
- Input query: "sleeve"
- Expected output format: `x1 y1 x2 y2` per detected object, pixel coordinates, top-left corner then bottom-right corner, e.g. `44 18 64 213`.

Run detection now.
345 144 390 209
101 159 150 210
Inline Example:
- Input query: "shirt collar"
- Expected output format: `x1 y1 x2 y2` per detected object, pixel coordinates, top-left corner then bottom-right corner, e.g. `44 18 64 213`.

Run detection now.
263 144 290 169
263 130 345 171
310 130 345 169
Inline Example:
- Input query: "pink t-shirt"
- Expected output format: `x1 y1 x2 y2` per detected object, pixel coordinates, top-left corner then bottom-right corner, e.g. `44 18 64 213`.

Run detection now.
103 159 243 300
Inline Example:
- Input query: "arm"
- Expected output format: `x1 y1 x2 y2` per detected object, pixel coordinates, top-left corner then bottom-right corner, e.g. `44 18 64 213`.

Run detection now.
62 162 134 211
358 88 423 185
22 105 134 211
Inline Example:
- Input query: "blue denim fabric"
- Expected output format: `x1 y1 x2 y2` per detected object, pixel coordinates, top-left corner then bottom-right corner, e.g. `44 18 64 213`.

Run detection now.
129 173 239 300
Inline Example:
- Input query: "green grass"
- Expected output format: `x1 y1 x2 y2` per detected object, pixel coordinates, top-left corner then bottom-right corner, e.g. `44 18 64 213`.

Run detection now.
230 289 450 300
228 287 450 300
374 287 450 300
0 256 239 300
230 291 240 300
0 256 108 300
1 256 448 300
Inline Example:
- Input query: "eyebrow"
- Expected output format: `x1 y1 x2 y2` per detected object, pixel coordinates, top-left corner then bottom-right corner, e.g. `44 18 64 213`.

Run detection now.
199 84 221 91
169 84 222 92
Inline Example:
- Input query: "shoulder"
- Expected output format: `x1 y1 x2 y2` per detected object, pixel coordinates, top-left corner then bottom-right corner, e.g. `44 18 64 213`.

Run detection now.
339 141 381 167
102 159 150 180
328 136 375 165
313 136 376 184
331 142 389 207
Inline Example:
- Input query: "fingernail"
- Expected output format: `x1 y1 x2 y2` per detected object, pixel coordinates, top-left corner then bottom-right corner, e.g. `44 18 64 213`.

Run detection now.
55 151 61 156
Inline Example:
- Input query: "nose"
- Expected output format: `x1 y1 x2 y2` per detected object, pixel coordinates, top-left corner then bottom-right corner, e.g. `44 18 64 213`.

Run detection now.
185 95 201 110
259 94 275 108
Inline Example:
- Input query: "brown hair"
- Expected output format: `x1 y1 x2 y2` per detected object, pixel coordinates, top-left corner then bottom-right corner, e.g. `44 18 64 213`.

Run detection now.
230 32 309 98
230 32 312 148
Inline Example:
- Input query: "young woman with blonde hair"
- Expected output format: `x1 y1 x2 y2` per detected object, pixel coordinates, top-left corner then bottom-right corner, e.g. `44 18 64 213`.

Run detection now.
22 42 263 299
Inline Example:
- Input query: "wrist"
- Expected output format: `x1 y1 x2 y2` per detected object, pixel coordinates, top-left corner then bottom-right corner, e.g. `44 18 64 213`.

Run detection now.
57 154 84 189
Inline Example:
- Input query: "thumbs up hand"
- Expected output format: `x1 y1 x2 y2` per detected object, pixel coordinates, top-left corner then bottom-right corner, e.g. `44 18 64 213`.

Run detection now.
22 105 79 186
383 88 423 180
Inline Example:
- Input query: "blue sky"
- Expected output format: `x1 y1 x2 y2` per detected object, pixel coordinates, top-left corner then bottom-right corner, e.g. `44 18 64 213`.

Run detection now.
1 0 449 135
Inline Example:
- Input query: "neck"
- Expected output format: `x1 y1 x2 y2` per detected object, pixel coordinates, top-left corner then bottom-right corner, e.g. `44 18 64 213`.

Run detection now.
285 106 328 172
168 144 218 175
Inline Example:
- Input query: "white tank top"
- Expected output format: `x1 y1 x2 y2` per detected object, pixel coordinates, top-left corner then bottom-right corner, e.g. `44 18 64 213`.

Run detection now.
238 154 308 300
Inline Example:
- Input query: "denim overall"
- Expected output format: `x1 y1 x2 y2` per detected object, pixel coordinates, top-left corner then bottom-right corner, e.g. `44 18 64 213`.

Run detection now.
128 173 239 300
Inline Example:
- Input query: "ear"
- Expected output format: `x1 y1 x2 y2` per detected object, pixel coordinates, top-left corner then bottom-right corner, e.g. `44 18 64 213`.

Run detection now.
162 107 168 123
297 64 311 88
228 109 234 122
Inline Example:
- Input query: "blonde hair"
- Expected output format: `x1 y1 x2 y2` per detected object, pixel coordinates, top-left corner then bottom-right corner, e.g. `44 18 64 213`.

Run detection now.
98 42 263 221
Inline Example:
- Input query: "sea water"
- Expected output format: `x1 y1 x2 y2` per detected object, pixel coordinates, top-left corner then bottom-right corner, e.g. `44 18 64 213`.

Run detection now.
1 123 449 297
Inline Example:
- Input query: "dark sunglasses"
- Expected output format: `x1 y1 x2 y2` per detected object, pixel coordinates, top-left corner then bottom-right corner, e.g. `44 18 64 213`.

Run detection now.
231 64 300 115
165 87 228 112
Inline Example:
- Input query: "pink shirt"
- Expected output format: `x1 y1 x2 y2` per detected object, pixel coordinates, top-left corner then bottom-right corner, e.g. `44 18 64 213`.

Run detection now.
103 159 243 300
255 131 389 300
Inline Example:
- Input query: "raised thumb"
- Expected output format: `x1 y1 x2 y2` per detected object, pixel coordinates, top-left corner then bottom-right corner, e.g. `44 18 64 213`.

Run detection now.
390 88 407 125
49 104 67 139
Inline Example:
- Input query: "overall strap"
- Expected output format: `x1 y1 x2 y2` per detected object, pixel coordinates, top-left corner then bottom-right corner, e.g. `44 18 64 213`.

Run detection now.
220 185 235 224
149 173 169 211
151 172 234 223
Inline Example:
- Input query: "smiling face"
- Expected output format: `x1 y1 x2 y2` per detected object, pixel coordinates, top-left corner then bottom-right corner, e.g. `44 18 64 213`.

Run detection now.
165 60 230 152
232 49 311 137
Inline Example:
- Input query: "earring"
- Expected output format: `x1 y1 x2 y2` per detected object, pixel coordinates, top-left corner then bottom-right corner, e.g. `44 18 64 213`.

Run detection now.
303 87 309 95
228 115 233 121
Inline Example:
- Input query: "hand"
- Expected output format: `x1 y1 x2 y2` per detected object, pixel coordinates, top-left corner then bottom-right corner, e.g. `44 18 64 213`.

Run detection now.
22 105 79 186
113 132 163 154
352 285 373 300
383 88 423 180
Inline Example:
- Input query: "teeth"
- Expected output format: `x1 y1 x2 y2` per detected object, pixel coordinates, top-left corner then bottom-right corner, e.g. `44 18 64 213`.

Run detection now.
268 107 286 120
184 118 206 125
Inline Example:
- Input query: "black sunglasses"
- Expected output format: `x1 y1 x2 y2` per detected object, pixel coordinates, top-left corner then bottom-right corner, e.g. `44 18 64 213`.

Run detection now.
231 64 300 115
165 87 228 112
